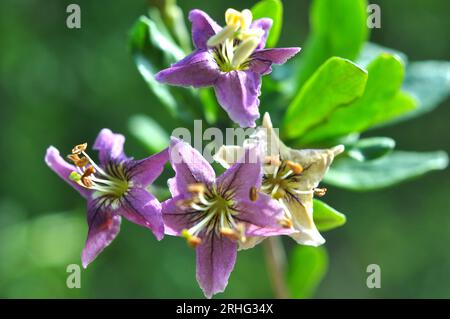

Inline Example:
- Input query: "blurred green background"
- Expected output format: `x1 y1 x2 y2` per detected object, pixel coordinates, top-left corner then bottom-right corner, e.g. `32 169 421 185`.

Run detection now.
0 0 449 298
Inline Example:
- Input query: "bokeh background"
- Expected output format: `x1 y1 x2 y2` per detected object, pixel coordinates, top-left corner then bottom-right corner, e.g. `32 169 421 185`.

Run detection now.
0 0 448 298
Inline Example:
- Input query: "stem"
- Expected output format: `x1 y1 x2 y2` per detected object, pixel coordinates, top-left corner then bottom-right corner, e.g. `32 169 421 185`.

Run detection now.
263 237 289 298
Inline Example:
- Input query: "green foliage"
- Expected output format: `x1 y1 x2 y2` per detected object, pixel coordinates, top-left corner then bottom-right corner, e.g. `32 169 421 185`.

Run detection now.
324 151 449 191
298 54 416 145
283 57 368 139
251 0 283 47
287 246 328 298
296 0 369 86
128 114 169 153
402 61 450 120
313 199 346 231
346 137 396 162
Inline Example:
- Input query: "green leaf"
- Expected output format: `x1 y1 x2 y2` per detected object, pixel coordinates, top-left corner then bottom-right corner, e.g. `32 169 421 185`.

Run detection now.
298 54 416 145
130 16 203 122
296 0 369 86
313 199 346 231
324 151 449 191
198 88 219 125
251 0 283 47
283 57 368 139
128 114 169 153
346 137 396 162
357 42 408 68
401 61 450 120
287 246 328 298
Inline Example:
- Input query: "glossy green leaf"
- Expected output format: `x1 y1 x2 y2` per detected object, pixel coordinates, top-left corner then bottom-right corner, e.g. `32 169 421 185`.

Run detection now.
357 42 408 67
401 61 450 120
313 199 346 231
296 0 368 86
287 246 328 298
128 114 169 153
283 57 368 139
346 137 396 162
251 0 283 48
324 151 449 191
298 54 416 145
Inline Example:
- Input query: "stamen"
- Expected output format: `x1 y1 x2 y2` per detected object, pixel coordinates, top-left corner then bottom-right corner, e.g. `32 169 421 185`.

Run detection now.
286 161 303 175
72 143 87 155
81 176 93 188
187 183 206 195
232 36 260 68
69 171 81 182
207 25 237 47
220 227 241 241
278 217 293 229
249 186 259 202
314 188 327 197
181 229 202 248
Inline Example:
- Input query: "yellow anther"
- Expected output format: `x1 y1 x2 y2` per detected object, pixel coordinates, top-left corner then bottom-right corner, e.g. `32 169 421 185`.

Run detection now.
314 188 327 197
232 36 260 68
249 186 259 202
72 143 87 155
181 229 202 248
286 161 304 175
220 227 241 241
279 218 293 229
81 176 93 188
187 183 206 195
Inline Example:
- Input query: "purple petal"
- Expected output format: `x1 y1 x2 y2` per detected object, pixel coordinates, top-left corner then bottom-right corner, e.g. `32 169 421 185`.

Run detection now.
233 195 286 234
161 198 191 236
189 9 221 49
196 234 237 298
214 70 261 127
252 48 301 65
168 137 216 196
155 50 219 88
82 200 121 268
126 148 169 187
251 18 272 50
93 129 127 166
120 188 165 240
45 146 91 199
216 147 262 200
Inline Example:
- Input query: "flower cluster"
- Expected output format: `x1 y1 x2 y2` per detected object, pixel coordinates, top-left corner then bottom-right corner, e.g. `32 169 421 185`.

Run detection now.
46 8 343 298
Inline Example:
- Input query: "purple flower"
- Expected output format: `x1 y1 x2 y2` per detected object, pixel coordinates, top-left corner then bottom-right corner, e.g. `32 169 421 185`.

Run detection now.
162 138 292 298
155 9 300 128
45 129 168 267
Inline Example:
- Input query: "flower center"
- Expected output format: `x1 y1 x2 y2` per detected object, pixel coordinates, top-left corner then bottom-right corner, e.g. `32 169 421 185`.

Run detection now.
261 158 327 226
178 183 246 247
67 143 131 201
207 8 264 72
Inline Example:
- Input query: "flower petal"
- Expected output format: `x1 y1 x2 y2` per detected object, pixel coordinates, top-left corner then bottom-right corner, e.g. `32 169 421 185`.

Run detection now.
126 148 169 187
234 195 285 232
93 129 127 166
196 234 237 298
213 145 244 169
155 50 219 88
161 198 191 236
250 18 272 50
214 70 261 127
252 48 301 65
168 137 216 197
82 200 121 268
283 198 325 246
216 146 262 200
45 146 91 199
120 188 164 240
189 9 222 49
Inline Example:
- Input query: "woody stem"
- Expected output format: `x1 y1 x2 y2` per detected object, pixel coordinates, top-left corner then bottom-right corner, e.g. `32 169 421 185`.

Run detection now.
263 237 289 298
